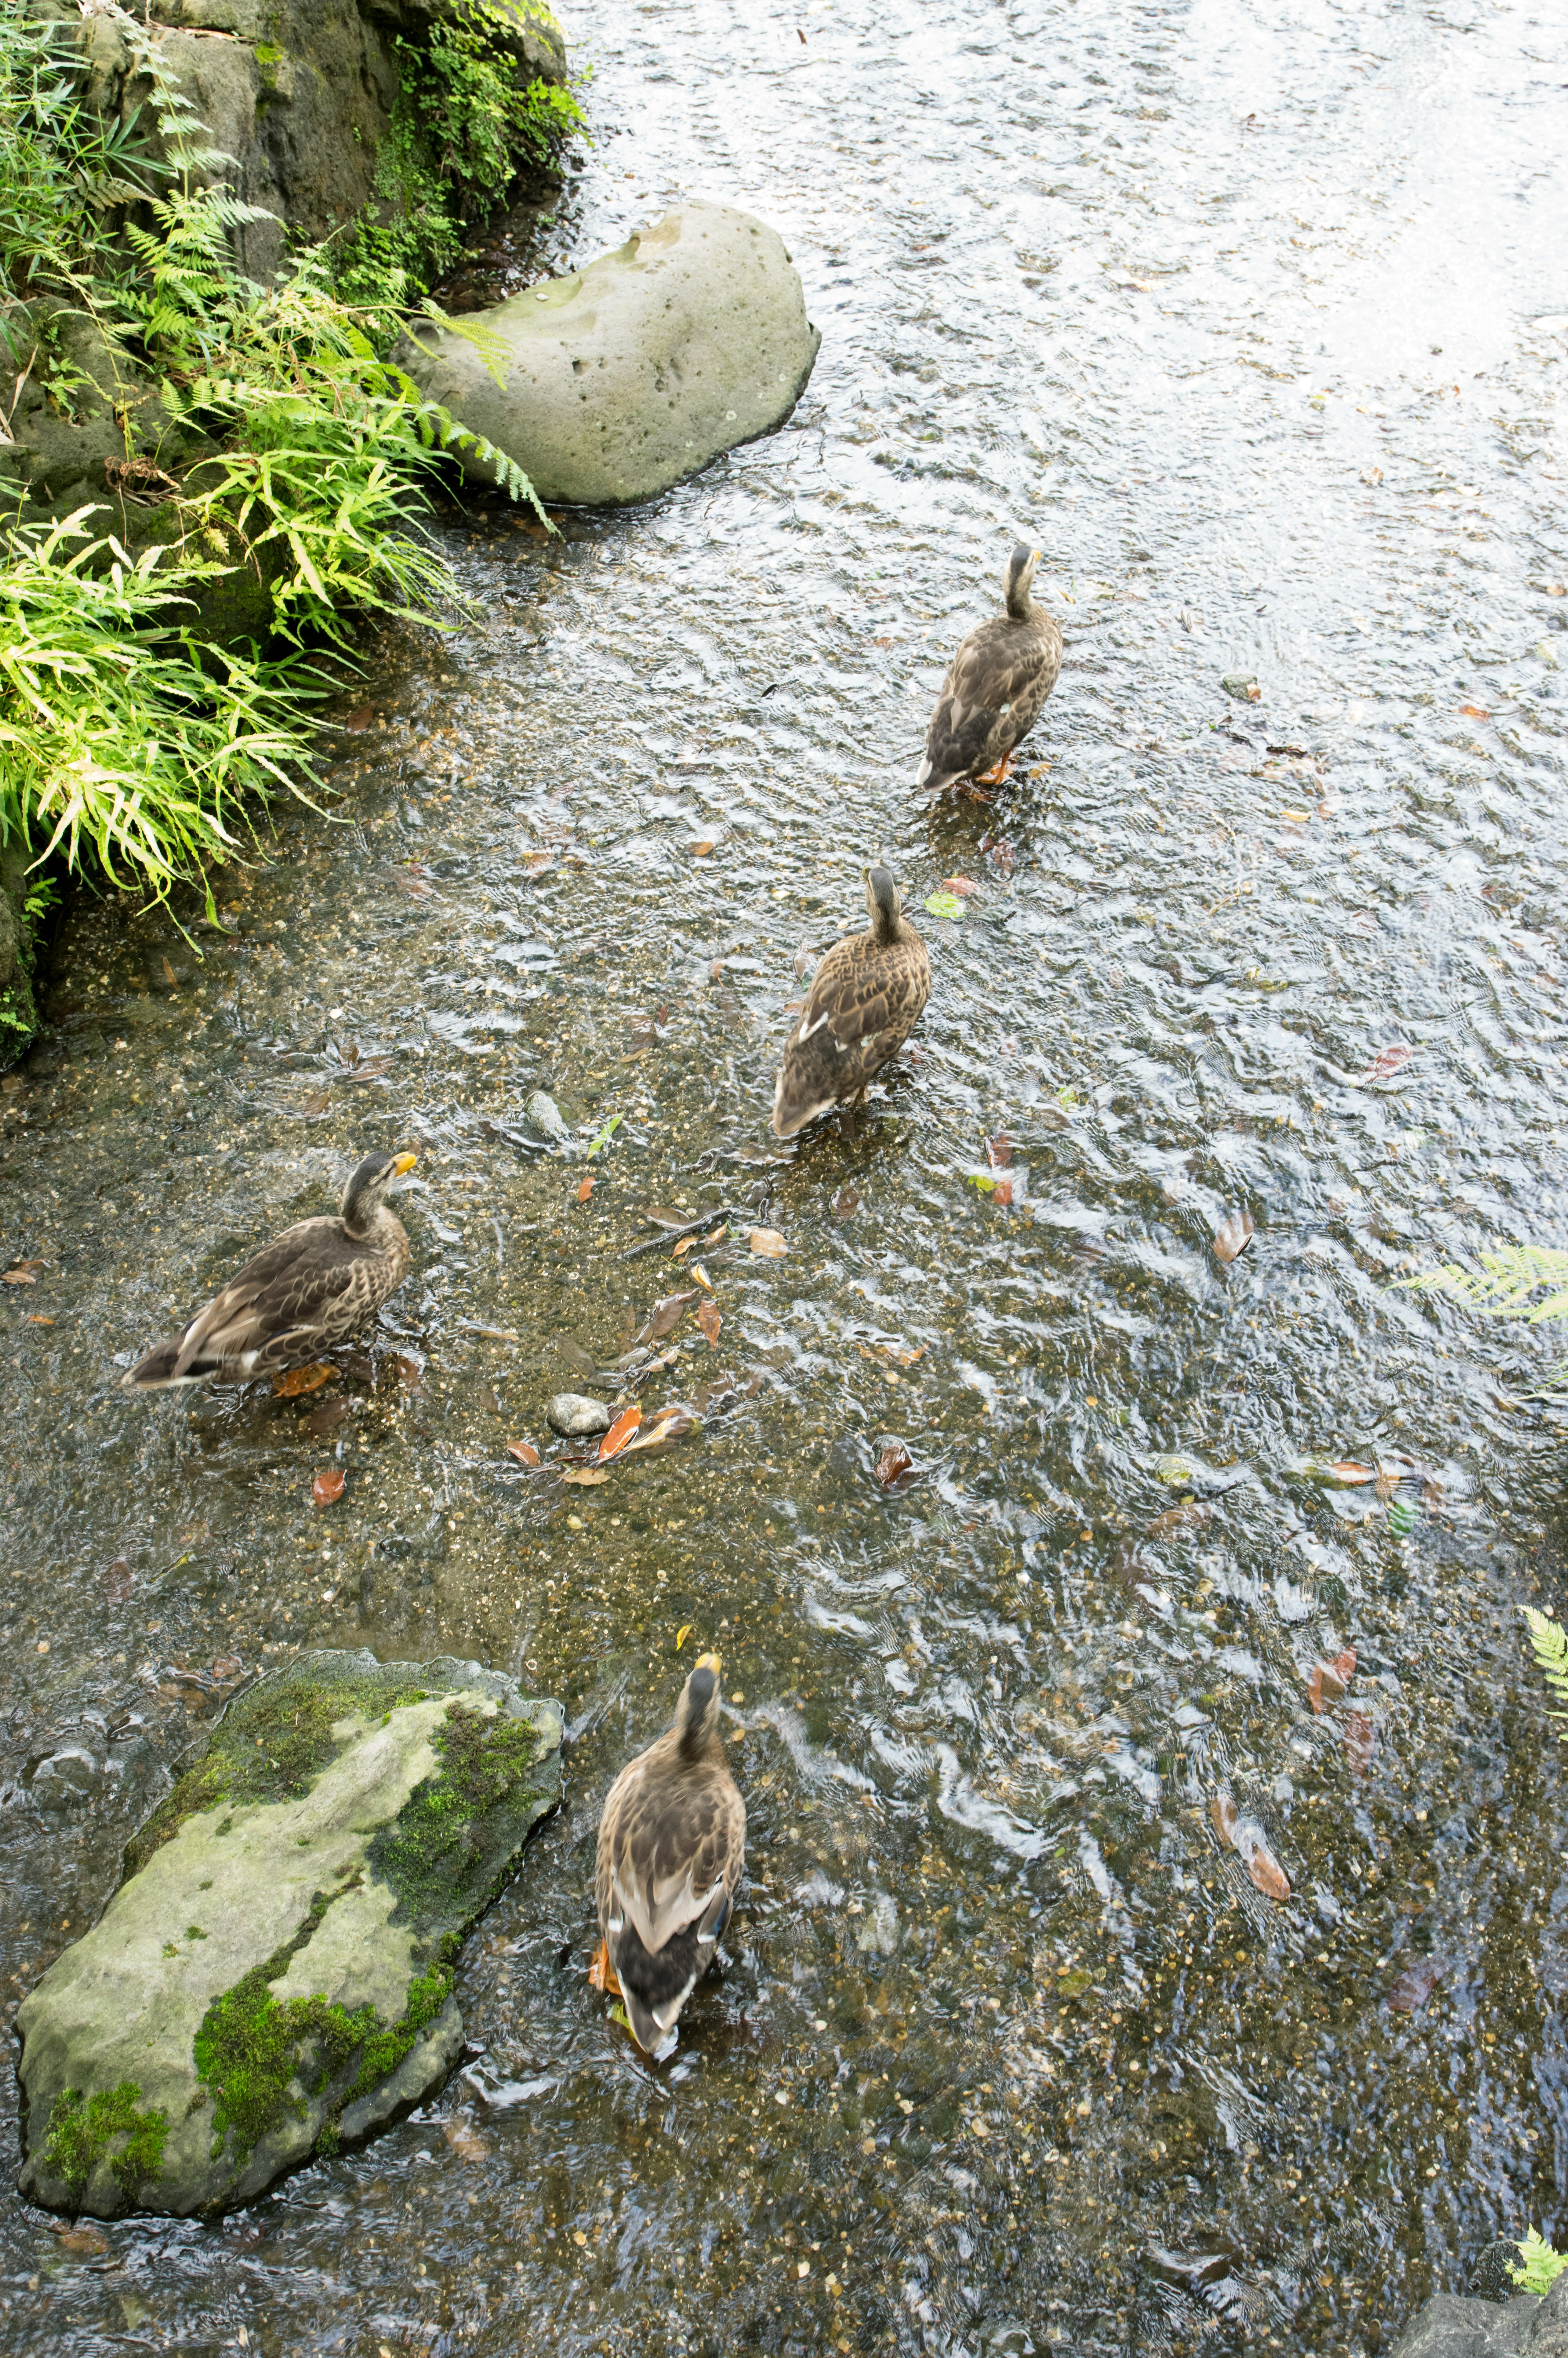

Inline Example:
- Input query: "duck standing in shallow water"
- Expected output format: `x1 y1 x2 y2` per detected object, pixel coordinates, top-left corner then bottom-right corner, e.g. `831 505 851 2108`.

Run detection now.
121 1149 417 1389
770 866 930 1138
595 1653 746 2058
916 541 1062 796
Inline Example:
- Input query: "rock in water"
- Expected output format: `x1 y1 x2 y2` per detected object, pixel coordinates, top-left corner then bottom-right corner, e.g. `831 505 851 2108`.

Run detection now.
16 1651 561 2218
526 1089 571 1143
547 1393 614 1437
398 204 821 505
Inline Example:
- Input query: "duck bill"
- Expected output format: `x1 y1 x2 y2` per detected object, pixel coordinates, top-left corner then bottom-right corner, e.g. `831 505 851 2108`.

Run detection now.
695 1650 722 1676
391 1151 418 1176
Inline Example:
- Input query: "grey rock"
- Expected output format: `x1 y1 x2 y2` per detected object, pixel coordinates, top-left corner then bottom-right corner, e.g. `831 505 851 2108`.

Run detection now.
16 1649 561 2217
1471 2245 1530 2305
1522 2276 1568 2354
526 1089 571 1142
1388 2293 1541 2358
396 202 822 505
546 1392 614 1438
1221 672 1262 702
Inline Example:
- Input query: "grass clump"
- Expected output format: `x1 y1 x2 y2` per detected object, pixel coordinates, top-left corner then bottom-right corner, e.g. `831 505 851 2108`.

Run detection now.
42 2082 169 2203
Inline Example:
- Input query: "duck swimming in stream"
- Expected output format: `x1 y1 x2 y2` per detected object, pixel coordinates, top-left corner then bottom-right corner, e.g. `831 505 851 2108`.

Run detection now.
915 540 1062 797
770 866 930 1139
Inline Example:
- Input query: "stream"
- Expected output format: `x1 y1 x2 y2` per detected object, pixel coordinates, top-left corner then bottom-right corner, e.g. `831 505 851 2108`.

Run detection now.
3 0 1568 2349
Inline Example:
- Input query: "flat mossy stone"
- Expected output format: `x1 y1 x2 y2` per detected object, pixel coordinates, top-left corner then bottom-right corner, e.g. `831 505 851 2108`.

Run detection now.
16 1650 561 2218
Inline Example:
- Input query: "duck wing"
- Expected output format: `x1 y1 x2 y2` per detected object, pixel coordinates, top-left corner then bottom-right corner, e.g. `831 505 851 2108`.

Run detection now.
129 1218 397 1386
798 935 929 1053
598 1749 746 1958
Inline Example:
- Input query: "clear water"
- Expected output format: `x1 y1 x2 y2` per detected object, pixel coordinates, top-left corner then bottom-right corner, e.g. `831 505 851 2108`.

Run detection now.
3 0 1568 2349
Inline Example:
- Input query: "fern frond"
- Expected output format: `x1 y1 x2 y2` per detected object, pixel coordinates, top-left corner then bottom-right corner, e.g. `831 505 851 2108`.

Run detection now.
1509 2231 1568 2296
415 298 513 390
1523 1610 1568 1725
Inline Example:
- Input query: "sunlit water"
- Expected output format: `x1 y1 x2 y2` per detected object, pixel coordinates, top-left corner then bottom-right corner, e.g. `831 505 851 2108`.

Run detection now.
3 0 1568 2349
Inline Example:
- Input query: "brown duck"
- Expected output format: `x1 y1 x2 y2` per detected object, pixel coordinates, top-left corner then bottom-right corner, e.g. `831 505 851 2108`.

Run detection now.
121 1150 417 1389
916 541 1062 795
770 867 930 1139
594 1653 746 2058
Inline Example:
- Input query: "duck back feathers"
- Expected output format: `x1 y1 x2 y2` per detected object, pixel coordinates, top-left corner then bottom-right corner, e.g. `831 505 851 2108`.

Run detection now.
771 868 930 1139
916 541 1063 793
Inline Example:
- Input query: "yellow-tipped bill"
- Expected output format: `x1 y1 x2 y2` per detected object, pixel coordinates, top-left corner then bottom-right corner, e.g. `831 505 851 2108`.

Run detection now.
695 1650 722 1677
392 1151 418 1175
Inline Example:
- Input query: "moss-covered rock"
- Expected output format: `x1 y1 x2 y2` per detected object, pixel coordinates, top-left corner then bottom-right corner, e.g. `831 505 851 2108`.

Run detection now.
16 1649 561 2217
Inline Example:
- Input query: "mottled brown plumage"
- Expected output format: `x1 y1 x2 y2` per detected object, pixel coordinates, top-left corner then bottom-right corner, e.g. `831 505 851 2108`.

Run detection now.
770 868 930 1139
121 1150 417 1390
594 1653 746 2057
916 541 1062 793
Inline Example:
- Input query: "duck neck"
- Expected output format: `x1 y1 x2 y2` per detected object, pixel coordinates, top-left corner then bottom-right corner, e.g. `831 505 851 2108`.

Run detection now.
1005 579 1034 622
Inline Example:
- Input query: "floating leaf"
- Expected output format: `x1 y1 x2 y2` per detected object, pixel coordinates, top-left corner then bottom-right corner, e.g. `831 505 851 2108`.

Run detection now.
748 1228 788 1258
1345 1708 1376 1777
577 1175 594 1203
588 1937 622 1997
274 1363 337 1398
1308 1648 1356 1712
675 1625 692 1650
924 891 965 921
943 875 979 897
1458 704 1490 720
598 1405 643 1462
643 1288 699 1339
345 703 372 732
875 1440 915 1487
561 1467 611 1486
697 1300 721 1347
507 1440 541 1467
1388 1957 1442 2012
987 1134 1013 1169
1212 1208 1255 1264
1359 1043 1414 1084
312 1468 346 1508
624 1407 697 1454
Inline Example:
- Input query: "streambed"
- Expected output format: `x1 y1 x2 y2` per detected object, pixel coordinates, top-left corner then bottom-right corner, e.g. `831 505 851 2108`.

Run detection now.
2 0 1568 2351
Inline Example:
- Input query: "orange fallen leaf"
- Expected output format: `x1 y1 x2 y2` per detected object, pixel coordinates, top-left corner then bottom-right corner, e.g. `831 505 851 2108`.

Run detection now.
1307 1647 1356 1712
598 1405 642 1462
875 1440 915 1487
443 2121 488 2162
1212 1209 1254 1265
987 1134 1013 1169
1323 1462 1376 1485
1210 1792 1290 1899
561 1467 610 1486
673 1236 694 1256
521 852 555 877
624 1408 697 1454
697 1299 721 1347
312 1468 346 1508
1458 704 1490 719
943 875 978 897
2 1268 37 1285
274 1363 338 1398
507 1440 541 1467
1359 1043 1413 1084
748 1228 787 1258
1246 1842 1292 1902
589 1937 622 1996
577 1175 594 1203
1345 1709 1376 1777
690 840 715 856
25 1314 54 1325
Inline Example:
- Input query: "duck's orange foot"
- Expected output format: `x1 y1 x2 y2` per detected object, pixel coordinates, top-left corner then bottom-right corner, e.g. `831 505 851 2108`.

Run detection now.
973 751 1015 787
589 1937 623 1997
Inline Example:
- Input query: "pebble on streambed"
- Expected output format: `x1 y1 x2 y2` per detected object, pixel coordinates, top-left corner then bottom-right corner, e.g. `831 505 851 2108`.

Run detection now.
546 1393 615 1438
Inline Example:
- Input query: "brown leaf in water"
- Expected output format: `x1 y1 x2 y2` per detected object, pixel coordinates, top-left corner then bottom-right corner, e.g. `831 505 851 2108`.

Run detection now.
1308 1647 1356 1712
521 852 555 877
508 1439 541 1467
1212 1208 1255 1265
987 1134 1014 1169
831 1185 858 1220
943 875 979 897
274 1363 337 1398
1458 704 1490 720
577 1175 594 1203
624 1407 697 1454
1210 1793 1290 1899
25 1314 53 1325
697 1298 721 1347
394 1353 423 1390
644 1289 699 1339
305 1399 350 1439
161 956 179 986
589 1937 622 1996
1359 1043 1413 1084
1345 1709 1376 1777
1322 1461 1376 1485
1146 1503 1209 1540
345 704 373 732
689 840 715 857
298 1089 331 1117
1246 1841 1292 1902
561 1467 610 1486
1388 1957 1443 2012
992 1178 1014 1208
598 1405 643 1461
748 1228 788 1258
2 1268 37 1285
874 1440 915 1487
56 2226 108 2256
1209 1793 1239 1845
345 1055 394 1082
102 1556 132 1603
443 2121 488 2162
312 1468 346 1508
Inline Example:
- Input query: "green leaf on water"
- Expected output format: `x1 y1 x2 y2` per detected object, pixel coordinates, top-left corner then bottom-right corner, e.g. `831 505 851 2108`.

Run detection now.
924 891 965 921
585 1113 623 1159
609 2003 631 2032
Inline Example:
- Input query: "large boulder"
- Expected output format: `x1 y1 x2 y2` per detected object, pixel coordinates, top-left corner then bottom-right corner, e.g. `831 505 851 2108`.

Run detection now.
1385 2287 1557 2358
397 202 822 504
16 1650 561 2217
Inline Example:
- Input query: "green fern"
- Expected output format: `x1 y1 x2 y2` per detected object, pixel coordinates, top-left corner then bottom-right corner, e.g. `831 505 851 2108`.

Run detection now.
1523 1611 1568 1728
1396 1245 1568 1392
1509 2229 1568 2295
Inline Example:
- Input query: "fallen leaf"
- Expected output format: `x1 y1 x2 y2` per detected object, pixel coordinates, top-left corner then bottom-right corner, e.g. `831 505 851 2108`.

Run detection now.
830 1185 858 1219
672 1236 695 1256
1321 1461 1376 1485
1212 1208 1255 1265
1307 1648 1356 1712
697 1299 721 1347
394 1353 423 1390
689 840 715 856
561 1467 611 1486
274 1363 337 1398
624 1407 697 1453
676 1625 692 1649
345 703 373 731
1210 1793 1290 1899
1388 1957 1442 2013
305 1399 350 1439
312 1468 346 1508
161 956 178 986
1345 1709 1376 1777
345 1055 394 1082
299 1089 331 1117
1458 704 1490 720
1359 1043 1413 1084
987 1134 1013 1169
2 1269 36 1285
443 2122 488 2162
874 1440 915 1487
924 891 965 921
992 1178 1014 1208
102 1556 132 1602
943 875 979 897
577 1175 594 1203
521 852 555 877
1246 1842 1292 1902
25 1314 53 1325
1146 1504 1209 1539
748 1228 788 1257
878 1343 925 1366
1209 1793 1238 1845
508 1440 541 1467
57 2226 107 2256
589 1937 622 1996
598 1405 642 1462
643 1289 699 1340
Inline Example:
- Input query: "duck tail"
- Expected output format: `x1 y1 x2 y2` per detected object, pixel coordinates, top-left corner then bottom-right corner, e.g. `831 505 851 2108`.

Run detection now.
121 1338 203 1390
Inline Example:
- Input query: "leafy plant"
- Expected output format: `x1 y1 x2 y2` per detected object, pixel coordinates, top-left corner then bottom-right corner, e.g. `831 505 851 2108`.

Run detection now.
1397 1245 1568 1393
1523 1610 1568 1727
1509 2228 1568 2295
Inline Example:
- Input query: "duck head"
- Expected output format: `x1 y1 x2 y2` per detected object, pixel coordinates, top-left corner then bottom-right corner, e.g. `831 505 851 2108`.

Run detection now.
341 1149 417 1234
676 1651 724 1760
1004 541 1044 619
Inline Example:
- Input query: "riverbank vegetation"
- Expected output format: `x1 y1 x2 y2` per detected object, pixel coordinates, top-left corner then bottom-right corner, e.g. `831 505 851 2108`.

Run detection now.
0 0 578 1041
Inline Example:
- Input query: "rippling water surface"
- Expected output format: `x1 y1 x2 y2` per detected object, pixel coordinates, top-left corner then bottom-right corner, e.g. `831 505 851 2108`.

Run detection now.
3 0 1568 2349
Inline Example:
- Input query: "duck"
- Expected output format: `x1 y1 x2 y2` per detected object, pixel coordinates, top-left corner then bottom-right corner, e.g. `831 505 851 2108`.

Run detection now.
770 866 930 1139
121 1149 417 1389
594 1652 746 2058
915 541 1062 795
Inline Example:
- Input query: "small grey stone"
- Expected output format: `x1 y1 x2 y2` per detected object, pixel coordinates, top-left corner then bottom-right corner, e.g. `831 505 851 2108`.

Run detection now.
1471 2244 1530 2305
1221 672 1262 701
526 1090 570 1142
546 1392 614 1438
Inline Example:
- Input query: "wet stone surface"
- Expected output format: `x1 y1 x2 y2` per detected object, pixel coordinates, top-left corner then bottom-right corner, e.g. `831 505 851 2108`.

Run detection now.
2 0 1568 2350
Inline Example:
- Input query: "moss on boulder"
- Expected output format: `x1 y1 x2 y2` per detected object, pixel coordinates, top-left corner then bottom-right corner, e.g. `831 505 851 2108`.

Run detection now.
16 1649 561 2217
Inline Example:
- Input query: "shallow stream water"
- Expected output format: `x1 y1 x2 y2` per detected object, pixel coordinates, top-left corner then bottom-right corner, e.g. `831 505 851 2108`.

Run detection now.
3 0 1568 2351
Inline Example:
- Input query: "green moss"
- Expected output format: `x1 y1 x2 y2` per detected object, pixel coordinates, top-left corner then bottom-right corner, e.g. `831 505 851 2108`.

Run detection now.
192 1875 455 2172
369 1701 548 1931
42 2082 169 2203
